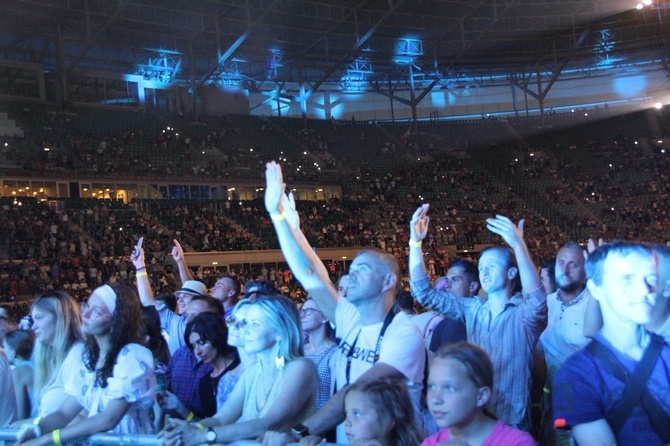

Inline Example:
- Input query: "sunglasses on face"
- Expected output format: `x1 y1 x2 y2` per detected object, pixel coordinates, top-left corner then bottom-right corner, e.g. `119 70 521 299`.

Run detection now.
226 315 248 329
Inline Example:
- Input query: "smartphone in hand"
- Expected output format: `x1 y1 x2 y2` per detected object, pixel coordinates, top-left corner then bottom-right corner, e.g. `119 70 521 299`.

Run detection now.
133 236 144 257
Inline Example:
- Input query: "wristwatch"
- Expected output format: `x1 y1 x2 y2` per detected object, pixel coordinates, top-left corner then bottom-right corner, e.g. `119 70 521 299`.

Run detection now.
206 428 217 444
291 423 310 438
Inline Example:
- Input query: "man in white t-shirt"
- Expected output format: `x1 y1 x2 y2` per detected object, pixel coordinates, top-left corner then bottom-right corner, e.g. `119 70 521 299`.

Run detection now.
262 162 425 445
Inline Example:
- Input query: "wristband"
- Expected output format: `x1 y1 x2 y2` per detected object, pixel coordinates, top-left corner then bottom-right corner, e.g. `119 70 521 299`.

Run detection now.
543 387 551 394
409 240 422 247
186 411 195 422
52 429 62 445
136 266 146 272
194 423 205 430
136 271 148 277
32 417 42 437
270 212 286 222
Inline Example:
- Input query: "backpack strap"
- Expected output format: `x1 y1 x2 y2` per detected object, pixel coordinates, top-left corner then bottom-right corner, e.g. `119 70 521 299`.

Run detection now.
585 333 670 442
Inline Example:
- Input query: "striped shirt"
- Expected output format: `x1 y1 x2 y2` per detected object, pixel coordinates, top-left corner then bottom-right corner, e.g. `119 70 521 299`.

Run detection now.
411 274 547 431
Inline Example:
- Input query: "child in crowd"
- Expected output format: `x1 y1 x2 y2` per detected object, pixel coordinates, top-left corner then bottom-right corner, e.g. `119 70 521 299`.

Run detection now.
422 342 536 446
343 378 422 446
3 329 35 419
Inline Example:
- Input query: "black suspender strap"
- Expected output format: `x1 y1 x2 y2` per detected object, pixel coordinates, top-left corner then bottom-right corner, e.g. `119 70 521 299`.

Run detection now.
585 333 670 443
344 308 395 386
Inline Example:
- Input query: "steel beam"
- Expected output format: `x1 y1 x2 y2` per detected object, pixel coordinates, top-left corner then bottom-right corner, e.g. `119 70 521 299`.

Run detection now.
194 0 282 90
64 0 132 76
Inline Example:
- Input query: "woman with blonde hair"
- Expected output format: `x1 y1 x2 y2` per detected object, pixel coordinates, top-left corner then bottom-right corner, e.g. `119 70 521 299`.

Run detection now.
12 290 84 426
159 294 318 446
16 283 157 445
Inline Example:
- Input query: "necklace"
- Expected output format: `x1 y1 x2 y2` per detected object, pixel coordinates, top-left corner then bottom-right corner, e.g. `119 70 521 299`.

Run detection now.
256 365 283 412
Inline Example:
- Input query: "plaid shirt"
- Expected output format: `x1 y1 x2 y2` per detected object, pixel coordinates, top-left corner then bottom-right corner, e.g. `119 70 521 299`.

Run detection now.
167 345 213 418
411 274 547 431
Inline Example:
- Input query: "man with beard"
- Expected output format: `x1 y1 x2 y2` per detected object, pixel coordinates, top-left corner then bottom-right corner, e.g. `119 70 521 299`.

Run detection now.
538 242 590 446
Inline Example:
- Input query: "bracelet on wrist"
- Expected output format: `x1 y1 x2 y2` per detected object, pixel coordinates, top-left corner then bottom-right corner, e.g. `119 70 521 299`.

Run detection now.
32 417 42 438
52 429 62 445
186 411 195 422
409 240 422 247
136 266 146 272
270 212 286 222
136 271 148 278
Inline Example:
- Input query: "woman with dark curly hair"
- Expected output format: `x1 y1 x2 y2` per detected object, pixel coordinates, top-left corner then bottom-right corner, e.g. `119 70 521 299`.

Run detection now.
16 283 157 445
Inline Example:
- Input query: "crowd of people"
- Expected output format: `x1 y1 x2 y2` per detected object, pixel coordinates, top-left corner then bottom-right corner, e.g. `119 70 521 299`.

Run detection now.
0 160 667 446
0 104 669 445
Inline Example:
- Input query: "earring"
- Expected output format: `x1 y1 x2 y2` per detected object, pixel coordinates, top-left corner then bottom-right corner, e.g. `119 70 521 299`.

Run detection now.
275 353 285 370
274 342 285 370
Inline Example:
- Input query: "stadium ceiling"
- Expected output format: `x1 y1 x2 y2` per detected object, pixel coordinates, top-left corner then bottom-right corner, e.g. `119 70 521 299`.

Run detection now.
1 0 669 93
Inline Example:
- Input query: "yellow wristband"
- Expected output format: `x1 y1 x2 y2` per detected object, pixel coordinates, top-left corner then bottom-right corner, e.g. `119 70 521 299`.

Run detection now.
136 271 148 277
543 387 551 394
186 411 195 422
52 429 62 445
270 212 286 222
194 423 205 430
33 417 41 425
409 240 422 247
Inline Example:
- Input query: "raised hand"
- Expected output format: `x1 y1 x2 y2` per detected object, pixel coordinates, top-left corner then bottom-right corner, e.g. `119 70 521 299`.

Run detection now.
281 191 300 231
486 215 525 251
170 239 185 263
410 204 431 242
584 237 605 260
265 161 286 216
130 246 145 269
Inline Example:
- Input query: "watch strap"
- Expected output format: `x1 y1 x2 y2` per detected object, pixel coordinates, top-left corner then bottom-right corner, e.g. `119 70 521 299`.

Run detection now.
291 423 309 438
